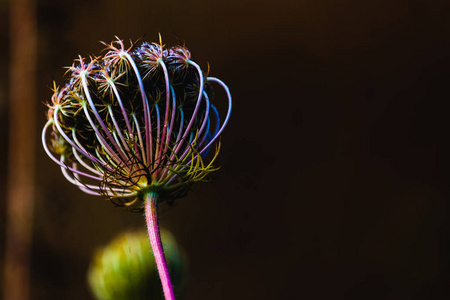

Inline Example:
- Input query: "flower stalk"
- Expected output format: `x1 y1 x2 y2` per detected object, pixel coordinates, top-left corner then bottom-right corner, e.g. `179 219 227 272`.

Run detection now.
145 192 175 300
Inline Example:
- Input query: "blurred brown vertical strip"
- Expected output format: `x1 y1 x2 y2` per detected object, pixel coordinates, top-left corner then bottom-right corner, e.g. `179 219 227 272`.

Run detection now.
3 0 37 299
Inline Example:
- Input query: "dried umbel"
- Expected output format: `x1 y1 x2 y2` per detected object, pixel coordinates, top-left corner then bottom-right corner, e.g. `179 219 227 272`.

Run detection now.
42 36 231 300
42 37 231 210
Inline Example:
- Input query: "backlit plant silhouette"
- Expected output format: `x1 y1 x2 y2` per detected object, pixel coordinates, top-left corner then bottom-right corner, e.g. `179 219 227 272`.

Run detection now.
42 36 232 300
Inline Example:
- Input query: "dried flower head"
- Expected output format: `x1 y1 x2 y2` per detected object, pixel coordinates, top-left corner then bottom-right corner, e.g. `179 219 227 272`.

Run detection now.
42 36 232 211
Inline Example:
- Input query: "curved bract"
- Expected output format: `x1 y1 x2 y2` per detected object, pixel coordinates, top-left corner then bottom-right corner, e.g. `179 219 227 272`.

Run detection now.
42 37 232 210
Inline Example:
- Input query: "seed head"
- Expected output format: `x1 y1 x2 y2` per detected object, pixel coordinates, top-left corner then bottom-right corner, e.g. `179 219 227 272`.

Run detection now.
42 36 232 211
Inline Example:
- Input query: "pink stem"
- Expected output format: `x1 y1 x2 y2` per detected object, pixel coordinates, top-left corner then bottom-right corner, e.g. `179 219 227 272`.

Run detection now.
145 193 176 300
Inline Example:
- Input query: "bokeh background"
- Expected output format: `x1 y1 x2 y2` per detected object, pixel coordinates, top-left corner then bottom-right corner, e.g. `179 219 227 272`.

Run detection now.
1 0 450 299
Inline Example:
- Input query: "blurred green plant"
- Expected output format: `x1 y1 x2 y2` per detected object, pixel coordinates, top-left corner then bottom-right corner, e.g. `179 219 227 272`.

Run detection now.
88 229 187 300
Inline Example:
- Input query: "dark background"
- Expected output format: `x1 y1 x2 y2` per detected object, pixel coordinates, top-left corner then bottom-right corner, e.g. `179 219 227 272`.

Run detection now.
1 0 450 299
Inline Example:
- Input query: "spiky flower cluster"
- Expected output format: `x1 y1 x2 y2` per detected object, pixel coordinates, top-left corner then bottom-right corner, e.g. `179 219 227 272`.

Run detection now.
42 37 231 210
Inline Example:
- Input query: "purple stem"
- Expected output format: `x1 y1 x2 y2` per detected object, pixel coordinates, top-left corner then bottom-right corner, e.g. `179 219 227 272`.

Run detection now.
80 74 128 163
145 193 176 300
156 60 171 168
171 60 204 156
153 103 161 173
123 52 153 166
163 86 177 155
198 77 232 156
